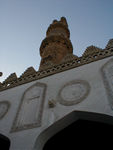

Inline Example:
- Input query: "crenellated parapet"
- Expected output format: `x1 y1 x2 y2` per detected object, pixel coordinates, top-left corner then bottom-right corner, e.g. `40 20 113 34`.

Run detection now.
0 39 113 92
105 39 113 49
19 67 36 78
3 73 17 84
0 16 113 92
82 45 103 57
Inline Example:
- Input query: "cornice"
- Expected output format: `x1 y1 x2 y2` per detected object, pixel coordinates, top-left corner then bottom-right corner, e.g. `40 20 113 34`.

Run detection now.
0 47 113 92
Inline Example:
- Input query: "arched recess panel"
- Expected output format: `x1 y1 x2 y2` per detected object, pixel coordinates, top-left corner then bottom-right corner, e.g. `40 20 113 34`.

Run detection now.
33 111 113 150
101 58 113 109
11 82 47 132
0 101 10 120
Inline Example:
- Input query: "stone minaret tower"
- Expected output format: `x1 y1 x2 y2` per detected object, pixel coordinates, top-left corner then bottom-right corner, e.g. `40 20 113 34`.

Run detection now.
39 17 77 70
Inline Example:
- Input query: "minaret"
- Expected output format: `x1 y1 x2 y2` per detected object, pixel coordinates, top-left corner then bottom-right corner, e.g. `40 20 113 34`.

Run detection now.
39 17 77 70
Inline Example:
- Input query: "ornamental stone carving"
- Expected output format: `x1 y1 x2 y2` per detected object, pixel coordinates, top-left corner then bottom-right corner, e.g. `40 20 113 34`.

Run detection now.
3 73 17 84
105 39 113 49
58 80 90 106
39 17 74 71
82 45 102 57
48 99 56 108
46 17 69 38
0 101 10 119
11 82 47 132
20 67 36 78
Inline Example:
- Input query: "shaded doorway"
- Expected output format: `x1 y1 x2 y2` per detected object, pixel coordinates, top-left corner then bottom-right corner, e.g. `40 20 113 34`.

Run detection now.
43 119 113 150
34 111 113 150
0 134 10 150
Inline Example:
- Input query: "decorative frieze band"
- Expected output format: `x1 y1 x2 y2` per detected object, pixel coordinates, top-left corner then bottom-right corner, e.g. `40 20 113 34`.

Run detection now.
0 47 113 92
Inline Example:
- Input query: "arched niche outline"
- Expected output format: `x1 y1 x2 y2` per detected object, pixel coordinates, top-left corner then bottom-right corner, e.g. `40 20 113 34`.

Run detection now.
101 58 113 109
0 101 10 120
11 82 47 132
33 111 113 150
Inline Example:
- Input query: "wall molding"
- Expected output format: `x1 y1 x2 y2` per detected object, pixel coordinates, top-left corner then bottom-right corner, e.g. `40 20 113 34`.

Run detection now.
58 80 90 106
0 101 10 119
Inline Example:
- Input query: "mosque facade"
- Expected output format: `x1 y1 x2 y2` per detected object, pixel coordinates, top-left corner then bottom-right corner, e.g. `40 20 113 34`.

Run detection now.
0 17 113 150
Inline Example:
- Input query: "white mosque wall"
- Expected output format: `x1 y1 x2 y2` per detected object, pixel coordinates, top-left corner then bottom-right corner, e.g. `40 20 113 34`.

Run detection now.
0 56 113 149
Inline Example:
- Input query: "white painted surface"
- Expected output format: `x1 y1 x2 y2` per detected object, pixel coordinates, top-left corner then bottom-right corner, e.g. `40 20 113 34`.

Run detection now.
58 80 90 106
0 56 113 150
101 58 113 109
11 82 46 132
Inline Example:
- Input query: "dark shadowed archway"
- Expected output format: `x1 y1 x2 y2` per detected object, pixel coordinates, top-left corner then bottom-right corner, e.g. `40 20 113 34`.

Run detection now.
43 119 113 150
34 111 113 150
0 134 10 150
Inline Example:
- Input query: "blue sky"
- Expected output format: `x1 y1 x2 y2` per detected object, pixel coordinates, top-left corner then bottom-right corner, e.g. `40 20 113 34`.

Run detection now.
0 0 113 82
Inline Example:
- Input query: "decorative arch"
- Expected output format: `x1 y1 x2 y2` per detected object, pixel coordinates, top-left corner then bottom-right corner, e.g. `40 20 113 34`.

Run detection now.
33 111 113 150
11 82 47 132
101 58 113 109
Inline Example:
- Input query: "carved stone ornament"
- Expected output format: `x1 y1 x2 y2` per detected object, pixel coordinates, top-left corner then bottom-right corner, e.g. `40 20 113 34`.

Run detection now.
0 101 10 119
82 45 102 57
48 99 56 108
20 67 36 78
101 58 113 109
39 17 74 71
11 82 47 132
58 80 90 106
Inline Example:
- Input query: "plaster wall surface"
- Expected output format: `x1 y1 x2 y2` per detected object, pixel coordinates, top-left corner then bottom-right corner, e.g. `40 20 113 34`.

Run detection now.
0 56 113 150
